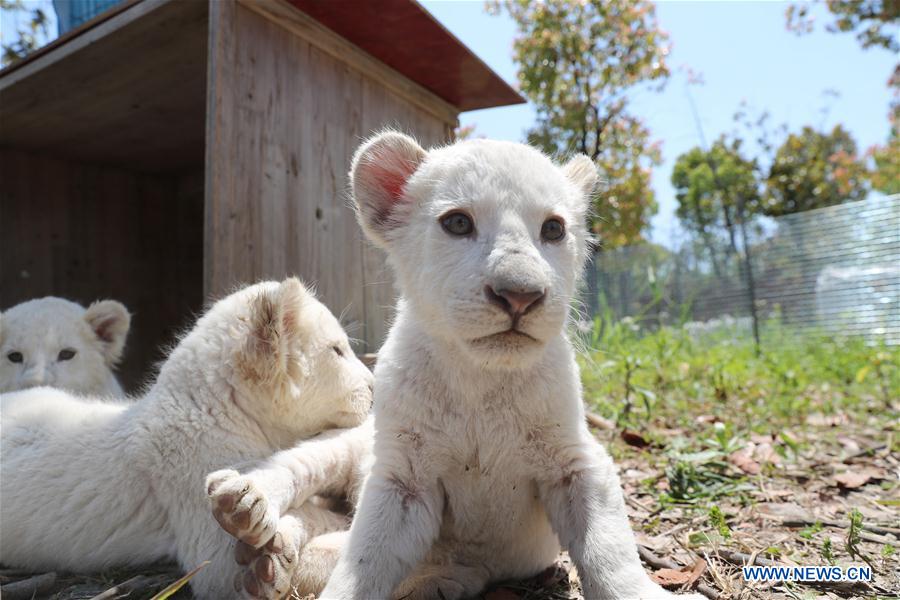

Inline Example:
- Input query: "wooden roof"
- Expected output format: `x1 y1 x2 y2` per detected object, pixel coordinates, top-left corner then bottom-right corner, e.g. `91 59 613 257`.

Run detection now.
0 0 523 113
0 0 522 173
286 0 523 111
0 0 209 172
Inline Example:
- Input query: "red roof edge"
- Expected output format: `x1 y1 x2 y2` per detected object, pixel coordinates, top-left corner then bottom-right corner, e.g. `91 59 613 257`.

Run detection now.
285 0 524 112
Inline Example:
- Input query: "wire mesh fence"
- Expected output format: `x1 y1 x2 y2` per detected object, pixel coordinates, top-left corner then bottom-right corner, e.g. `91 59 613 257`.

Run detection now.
582 194 900 346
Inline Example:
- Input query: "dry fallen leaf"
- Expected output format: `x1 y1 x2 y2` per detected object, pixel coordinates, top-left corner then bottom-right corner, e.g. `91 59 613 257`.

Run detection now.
684 559 708 589
729 447 762 475
836 436 861 453
651 568 693 588
635 532 671 552
833 467 886 489
756 502 812 522
621 429 651 448
753 442 781 464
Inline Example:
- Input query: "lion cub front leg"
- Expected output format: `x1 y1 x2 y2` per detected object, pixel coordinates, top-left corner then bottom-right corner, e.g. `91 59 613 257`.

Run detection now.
206 418 373 547
319 454 444 599
539 435 703 600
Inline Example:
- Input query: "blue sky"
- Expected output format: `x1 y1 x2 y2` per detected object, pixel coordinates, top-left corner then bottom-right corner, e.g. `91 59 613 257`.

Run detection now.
422 1 897 248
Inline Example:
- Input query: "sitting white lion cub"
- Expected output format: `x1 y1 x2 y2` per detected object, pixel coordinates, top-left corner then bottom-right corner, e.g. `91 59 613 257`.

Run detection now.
0 297 130 397
0 278 373 599
207 134 703 600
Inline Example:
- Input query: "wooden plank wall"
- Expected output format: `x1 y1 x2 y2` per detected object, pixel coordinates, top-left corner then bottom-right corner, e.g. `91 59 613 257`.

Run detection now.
206 0 455 353
0 150 205 392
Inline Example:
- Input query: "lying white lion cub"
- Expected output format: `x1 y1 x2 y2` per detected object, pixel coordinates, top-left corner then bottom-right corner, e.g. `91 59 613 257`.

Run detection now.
208 134 703 600
0 296 130 397
0 278 373 599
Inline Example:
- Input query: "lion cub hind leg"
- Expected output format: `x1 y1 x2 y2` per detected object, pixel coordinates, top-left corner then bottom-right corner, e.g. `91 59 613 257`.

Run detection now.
234 506 350 600
391 562 490 600
291 530 350 598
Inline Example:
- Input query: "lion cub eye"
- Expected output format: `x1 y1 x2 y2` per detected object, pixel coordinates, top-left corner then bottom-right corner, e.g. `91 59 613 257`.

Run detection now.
440 211 475 237
58 349 77 361
541 218 565 242
332 345 344 358
7 351 23 363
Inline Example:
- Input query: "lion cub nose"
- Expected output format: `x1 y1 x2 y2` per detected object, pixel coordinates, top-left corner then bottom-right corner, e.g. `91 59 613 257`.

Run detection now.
485 286 545 318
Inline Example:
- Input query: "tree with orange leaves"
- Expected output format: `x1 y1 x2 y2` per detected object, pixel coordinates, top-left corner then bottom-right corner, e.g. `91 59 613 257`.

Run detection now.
763 125 870 216
489 0 670 248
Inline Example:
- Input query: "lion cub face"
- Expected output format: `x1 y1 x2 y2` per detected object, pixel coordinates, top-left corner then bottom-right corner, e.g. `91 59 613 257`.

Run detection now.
351 133 597 368
196 279 373 435
0 297 130 396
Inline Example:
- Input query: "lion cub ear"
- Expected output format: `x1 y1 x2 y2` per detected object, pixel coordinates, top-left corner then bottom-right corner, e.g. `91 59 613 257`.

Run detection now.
84 300 131 366
241 278 313 385
350 130 427 248
562 155 599 203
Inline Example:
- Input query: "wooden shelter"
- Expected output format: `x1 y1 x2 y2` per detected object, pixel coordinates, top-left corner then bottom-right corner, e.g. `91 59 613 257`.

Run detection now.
0 0 521 390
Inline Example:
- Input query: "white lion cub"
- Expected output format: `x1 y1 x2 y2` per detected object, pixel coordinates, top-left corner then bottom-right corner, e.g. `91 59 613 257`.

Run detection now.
0 297 130 396
0 279 373 599
321 134 702 599
209 134 703 600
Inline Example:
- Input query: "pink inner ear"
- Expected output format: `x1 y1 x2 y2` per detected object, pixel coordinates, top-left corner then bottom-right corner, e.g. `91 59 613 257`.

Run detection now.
371 160 416 204
92 316 117 344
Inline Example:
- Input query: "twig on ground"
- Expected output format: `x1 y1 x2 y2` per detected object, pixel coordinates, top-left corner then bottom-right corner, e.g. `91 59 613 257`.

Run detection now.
625 495 654 513
856 530 898 546
637 545 719 599
585 410 615 430
0 572 57 600
780 516 900 539
840 444 888 463
89 574 173 600
659 514 706 540
701 553 741 600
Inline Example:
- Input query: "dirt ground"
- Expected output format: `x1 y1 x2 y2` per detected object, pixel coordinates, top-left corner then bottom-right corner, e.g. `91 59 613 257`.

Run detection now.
2 413 897 600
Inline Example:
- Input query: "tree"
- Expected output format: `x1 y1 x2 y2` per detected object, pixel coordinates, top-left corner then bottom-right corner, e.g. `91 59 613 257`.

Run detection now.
580 116 662 248
868 70 900 195
1 0 50 66
671 138 761 274
763 125 870 216
786 0 899 194
489 0 670 248
786 0 900 52
868 133 899 194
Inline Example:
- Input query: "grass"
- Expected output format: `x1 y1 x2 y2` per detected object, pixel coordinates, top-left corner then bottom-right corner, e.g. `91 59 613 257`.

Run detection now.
576 311 899 598
581 315 898 431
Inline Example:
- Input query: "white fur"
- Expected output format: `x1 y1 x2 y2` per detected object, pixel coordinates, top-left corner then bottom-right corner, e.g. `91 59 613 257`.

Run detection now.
0 297 130 397
311 134 703 599
205 418 374 598
0 279 373 599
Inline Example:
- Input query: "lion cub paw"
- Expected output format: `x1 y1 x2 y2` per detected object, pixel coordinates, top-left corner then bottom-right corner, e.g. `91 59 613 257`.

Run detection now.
233 517 302 600
207 469 279 548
